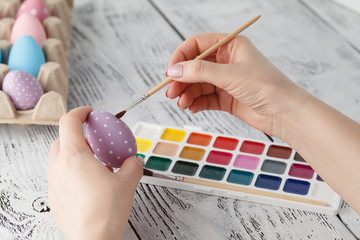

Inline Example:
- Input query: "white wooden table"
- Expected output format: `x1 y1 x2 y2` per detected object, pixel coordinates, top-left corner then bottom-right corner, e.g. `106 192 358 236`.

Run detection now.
0 0 359 239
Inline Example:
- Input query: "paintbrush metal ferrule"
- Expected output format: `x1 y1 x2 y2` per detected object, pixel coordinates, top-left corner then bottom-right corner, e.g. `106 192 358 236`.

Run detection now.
151 173 179 181
116 93 150 118
152 173 184 182
143 169 184 181
172 176 184 182
126 94 149 112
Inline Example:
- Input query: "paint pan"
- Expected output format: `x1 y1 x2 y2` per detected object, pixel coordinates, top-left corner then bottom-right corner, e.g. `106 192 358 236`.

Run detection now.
133 122 341 215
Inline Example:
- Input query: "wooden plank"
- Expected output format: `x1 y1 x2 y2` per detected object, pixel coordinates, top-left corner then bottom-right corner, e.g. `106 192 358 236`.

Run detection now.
0 124 63 239
124 222 141 240
337 201 360 238
131 183 356 239
302 0 360 51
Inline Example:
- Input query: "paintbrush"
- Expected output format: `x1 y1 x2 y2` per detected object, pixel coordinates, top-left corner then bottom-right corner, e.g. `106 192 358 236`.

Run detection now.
142 168 328 207
116 15 261 118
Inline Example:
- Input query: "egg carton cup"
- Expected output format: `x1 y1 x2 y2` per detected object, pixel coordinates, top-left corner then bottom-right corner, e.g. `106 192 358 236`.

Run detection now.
0 0 72 51
0 0 73 19
0 38 69 125
0 0 73 125
0 62 67 125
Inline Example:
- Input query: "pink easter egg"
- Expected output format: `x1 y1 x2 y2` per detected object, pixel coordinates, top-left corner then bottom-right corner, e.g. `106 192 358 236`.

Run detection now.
2 70 44 110
16 0 50 23
85 110 137 168
11 13 47 46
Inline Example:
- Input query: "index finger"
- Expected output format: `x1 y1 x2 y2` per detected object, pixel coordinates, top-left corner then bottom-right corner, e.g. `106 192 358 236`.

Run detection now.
168 33 228 66
59 106 93 149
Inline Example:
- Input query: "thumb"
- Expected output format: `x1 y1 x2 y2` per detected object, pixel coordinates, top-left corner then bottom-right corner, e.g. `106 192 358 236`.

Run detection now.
166 60 233 89
116 155 144 188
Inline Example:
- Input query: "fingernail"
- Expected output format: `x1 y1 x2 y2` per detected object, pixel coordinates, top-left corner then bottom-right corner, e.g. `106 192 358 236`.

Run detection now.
166 64 183 78
137 155 144 165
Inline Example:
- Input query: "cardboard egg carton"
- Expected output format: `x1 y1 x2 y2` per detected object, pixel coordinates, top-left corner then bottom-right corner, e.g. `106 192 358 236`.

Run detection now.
0 0 73 125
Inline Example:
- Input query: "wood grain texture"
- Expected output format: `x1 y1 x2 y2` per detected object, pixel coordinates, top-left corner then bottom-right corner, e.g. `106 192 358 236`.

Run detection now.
0 125 63 239
131 184 356 239
0 0 359 239
302 0 360 52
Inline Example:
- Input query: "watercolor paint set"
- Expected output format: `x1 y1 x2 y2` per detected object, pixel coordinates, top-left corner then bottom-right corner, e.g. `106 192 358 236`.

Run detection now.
134 122 341 215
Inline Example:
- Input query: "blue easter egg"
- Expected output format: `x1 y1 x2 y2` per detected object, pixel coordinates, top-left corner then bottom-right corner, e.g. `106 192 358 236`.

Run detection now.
0 50 2 63
8 35 46 77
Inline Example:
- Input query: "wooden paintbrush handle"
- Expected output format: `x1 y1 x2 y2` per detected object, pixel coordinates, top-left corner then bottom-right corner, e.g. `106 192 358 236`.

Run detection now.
183 177 328 207
148 77 173 96
147 15 261 97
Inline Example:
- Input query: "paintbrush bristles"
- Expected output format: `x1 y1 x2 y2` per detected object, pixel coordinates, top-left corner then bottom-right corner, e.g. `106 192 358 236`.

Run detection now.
115 111 126 118
116 15 261 118
116 94 150 118
143 168 154 176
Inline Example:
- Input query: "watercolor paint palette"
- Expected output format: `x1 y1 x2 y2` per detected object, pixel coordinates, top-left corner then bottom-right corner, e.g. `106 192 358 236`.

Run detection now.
134 122 341 215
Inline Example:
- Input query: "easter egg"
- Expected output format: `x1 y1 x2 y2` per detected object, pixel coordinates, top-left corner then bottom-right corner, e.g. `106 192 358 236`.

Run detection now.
2 70 43 110
85 110 137 168
16 0 50 23
11 13 47 46
8 35 46 77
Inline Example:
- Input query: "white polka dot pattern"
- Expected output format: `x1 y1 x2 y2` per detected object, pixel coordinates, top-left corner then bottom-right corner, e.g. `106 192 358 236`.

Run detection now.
16 0 50 23
2 70 43 110
85 110 137 168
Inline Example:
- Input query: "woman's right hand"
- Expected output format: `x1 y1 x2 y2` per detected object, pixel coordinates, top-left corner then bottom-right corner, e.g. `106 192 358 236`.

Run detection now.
165 34 308 138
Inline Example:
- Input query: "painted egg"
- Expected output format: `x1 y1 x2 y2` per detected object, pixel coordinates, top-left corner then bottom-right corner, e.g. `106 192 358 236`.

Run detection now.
2 70 43 110
11 13 47 46
16 0 50 23
85 110 137 168
8 35 46 77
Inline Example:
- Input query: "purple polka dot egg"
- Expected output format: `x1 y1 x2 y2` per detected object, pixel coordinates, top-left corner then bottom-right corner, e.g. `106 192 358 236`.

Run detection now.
2 70 43 110
85 110 137 168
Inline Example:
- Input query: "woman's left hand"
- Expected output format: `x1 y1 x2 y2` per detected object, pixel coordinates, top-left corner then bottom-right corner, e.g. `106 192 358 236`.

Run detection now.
48 106 144 240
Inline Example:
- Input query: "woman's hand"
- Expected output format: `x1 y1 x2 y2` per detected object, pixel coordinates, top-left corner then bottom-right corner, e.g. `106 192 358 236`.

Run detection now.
166 33 360 214
166 34 308 137
48 106 143 240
